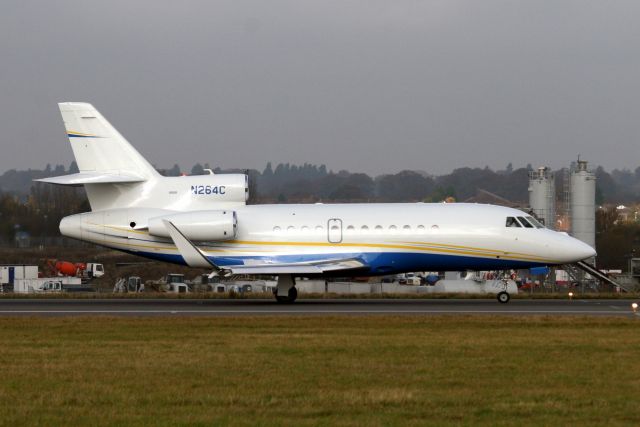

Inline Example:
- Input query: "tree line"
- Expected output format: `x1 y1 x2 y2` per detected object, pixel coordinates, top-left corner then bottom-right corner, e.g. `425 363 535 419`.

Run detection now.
1 161 640 269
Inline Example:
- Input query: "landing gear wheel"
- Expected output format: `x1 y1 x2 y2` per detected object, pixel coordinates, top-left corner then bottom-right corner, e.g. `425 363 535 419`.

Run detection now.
497 291 510 304
276 287 298 303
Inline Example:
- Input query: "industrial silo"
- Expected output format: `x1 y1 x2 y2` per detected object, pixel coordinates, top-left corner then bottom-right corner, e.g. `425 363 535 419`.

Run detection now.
528 166 556 229
570 160 596 250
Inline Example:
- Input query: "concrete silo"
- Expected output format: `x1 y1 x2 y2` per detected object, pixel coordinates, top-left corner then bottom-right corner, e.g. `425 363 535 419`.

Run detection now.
528 167 556 229
570 160 596 250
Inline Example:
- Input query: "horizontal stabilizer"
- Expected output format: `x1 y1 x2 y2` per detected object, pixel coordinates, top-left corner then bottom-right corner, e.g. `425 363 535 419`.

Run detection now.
35 172 145 186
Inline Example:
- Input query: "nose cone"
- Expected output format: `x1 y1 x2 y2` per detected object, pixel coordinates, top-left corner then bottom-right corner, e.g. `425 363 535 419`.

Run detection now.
572 239 597 261
555 234 596 263
59 215 82 240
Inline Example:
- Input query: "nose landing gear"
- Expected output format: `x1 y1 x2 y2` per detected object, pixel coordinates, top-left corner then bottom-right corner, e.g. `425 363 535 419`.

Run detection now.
497 291 510 303
496 273 512 303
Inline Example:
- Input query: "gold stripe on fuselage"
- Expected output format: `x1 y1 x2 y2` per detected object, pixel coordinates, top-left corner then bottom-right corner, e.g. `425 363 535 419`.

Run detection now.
86 224 553 263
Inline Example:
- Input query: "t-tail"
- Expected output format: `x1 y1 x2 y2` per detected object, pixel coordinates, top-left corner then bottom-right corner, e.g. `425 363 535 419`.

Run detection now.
37 102 248 211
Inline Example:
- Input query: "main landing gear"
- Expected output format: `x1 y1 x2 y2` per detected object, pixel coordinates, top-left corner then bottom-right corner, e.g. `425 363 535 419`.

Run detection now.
275 274 297 303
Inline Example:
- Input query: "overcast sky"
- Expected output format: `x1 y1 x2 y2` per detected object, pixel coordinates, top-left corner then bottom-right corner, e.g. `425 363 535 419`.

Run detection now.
1 1 639 175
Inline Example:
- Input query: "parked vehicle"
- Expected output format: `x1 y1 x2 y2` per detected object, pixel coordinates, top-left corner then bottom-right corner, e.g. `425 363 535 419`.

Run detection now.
14 278 95 293
47 259 105 280
396 273 422 285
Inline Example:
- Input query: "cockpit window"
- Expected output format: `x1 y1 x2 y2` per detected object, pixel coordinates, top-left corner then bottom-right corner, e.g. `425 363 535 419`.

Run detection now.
526 216 544 229
506 217 521 228
517 216 534 228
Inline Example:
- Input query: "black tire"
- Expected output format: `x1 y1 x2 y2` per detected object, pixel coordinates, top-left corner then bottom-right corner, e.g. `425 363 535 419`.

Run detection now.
275 287 298 303
497 291 510 304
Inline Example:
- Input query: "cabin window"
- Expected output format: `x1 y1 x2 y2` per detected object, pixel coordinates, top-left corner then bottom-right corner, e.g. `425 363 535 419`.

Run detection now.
301 226 309 233
417 225 425 234
517 216 534 228
273 226 282 233
505 217 521 228
389 225 397 231
346 225 355 232
361 225 369 232
287 226 296 233
374 225 383 233
526 216 544 229
315 226 323 233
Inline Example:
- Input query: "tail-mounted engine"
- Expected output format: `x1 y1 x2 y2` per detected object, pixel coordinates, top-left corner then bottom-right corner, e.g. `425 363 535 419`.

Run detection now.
148 210 237 241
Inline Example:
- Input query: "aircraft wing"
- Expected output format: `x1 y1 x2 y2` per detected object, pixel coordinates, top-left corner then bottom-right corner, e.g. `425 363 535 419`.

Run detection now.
225 258 367 275
162 219 368 274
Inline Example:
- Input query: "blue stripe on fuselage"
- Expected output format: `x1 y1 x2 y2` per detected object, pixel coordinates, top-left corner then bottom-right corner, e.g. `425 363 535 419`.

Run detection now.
119 249 547 275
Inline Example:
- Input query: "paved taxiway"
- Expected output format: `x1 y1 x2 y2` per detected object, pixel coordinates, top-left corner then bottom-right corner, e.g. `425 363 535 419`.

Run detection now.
0 298 638 317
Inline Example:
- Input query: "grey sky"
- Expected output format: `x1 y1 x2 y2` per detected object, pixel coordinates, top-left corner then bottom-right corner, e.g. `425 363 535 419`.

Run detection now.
1 1 639 175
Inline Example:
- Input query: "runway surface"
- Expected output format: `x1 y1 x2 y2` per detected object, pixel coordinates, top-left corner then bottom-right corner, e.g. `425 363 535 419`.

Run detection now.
0 298 638 317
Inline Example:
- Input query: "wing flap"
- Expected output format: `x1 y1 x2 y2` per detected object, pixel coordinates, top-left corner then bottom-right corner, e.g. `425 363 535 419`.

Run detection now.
228 265 323 274
226 258 367 275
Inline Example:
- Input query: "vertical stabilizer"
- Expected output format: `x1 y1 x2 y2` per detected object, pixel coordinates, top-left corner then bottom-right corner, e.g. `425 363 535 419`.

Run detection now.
59 102 159 179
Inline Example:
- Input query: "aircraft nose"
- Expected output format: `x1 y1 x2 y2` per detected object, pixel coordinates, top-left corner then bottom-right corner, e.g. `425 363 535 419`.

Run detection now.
576 240 597 260
59 215 82 240
563 236 596 263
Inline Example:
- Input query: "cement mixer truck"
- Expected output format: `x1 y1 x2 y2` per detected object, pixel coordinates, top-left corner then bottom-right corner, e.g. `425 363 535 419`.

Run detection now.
47 260 105 281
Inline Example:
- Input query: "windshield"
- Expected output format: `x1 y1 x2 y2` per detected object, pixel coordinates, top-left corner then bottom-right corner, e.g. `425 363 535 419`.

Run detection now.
517 216 534 228
526 216 545 229
506 217 521 228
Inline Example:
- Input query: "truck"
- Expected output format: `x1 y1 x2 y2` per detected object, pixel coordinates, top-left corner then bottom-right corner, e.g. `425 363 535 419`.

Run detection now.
164 274 189 293
13 277 95 293
396 272 423 286
47 260 105 280
145 273 191 293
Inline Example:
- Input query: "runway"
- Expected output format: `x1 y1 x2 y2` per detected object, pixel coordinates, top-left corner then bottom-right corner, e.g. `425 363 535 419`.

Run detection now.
0 298 638 317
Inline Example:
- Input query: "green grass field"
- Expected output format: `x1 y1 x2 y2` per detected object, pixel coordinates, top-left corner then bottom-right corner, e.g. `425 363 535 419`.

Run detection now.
0 316 639 426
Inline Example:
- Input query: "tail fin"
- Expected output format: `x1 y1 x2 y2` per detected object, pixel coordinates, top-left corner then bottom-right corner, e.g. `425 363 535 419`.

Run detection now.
59 102 159 179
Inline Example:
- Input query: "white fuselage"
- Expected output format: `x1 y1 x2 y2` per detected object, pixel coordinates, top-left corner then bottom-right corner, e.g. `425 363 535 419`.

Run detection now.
60 201 596 275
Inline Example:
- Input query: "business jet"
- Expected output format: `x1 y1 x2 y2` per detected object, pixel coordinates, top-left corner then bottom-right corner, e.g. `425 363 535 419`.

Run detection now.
38 103 596 303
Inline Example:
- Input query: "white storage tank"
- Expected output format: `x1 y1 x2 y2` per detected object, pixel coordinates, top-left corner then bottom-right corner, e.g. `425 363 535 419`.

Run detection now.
528 166 556 229
570 160 596 250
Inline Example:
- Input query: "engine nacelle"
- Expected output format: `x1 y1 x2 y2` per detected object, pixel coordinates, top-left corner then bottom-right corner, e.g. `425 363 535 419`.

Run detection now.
148 210 237 241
